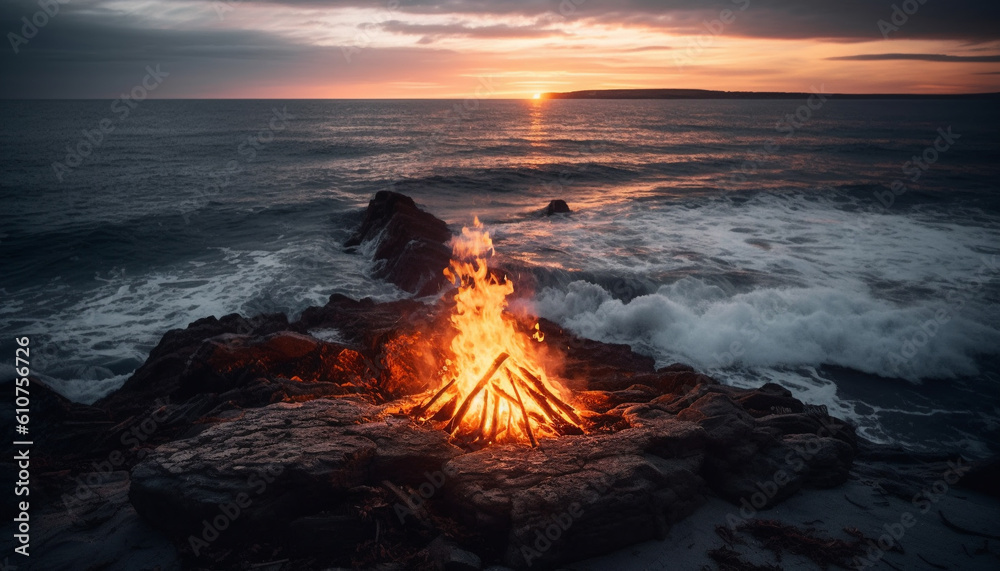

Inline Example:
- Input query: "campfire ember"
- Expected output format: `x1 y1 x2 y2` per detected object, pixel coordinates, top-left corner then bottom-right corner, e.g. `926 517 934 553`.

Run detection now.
413 218 582 445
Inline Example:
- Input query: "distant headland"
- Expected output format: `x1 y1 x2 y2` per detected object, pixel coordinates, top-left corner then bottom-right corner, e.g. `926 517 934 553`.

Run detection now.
541 88 1000 100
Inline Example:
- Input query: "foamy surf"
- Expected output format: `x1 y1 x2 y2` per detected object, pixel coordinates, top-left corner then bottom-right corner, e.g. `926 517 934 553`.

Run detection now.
530 278 999 383
4 242 402 404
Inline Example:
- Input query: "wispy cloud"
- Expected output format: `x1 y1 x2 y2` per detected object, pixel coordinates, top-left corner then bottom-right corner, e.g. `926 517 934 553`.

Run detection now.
829 53 1000 62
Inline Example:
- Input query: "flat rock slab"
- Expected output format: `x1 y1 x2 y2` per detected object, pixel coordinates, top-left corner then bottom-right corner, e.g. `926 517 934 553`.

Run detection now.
129 379 856 569
130 399 460 539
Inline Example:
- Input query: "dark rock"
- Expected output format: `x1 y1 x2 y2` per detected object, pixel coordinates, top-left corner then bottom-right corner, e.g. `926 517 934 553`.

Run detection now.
178 331 370 397
0 376 111 465
677 393 756 450
97 312 291 419
442 428 706 568
537 318 655 384
295 294 451 397
129 399 462 540
544 200 571 216
428 536 482 571
737 382 805 417
781 433 855 488
25 470 181 571
756 412 857 450
346 191 453 296
958 455 1000 498
32 290 861 570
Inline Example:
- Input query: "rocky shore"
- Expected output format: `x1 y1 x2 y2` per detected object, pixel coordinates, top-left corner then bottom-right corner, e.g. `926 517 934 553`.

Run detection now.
2 192 997 571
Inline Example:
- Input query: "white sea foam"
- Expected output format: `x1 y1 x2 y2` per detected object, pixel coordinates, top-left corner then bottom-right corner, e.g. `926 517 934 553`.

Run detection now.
531 278 999 382
501 191 1000 447
3 241 402 404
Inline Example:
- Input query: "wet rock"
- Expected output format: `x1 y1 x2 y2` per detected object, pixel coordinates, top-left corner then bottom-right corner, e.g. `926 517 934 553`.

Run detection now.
428 536 483 570
26 470 181 571
536 318 655 383
781 433 855 488
346 191 453 296
737 382 805 417
677 393 756 449
544 200 571 216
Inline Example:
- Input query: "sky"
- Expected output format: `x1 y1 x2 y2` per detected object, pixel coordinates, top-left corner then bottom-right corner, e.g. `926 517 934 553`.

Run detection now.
1 0 999 98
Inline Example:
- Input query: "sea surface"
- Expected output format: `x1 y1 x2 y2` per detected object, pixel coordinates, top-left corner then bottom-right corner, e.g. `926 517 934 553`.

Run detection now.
2 99 998 456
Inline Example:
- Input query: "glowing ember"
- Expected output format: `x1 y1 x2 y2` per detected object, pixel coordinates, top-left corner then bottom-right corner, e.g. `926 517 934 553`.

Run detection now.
413 218 582 445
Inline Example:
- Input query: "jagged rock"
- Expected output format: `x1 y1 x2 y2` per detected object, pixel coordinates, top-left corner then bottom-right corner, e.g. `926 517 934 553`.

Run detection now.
346 191 453 296
781 433 855 488
97 312 292 418
178 331 370 397
296 294 450 397
28 254 860 571
537 318 655 383
737 382 805 417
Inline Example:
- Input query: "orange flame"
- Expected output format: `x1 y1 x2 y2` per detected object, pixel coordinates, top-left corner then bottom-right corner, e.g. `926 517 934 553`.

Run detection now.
414 218 581 445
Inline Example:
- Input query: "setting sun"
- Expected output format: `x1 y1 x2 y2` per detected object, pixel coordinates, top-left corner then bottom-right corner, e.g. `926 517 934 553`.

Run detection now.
532 93 541 99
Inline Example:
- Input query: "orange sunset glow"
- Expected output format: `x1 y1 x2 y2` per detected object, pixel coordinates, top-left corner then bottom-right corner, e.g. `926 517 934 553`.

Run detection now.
1 0 998 98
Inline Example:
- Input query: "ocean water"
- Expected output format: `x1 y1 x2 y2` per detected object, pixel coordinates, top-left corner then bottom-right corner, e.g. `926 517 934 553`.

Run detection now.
2 99 998 456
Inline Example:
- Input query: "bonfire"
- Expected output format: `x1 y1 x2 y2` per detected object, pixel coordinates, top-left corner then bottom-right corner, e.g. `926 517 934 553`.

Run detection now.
413 218 582 445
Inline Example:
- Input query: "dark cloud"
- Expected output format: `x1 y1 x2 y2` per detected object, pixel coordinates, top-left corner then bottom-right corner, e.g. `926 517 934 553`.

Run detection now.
258 0 1000 41
377 20 569 40
828 53 1000 63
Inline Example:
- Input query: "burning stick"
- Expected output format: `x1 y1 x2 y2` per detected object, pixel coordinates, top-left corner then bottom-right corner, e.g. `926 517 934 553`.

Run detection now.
413 377 457 418
517 366 583 426
507 372 538 447
474 392 490 441
487 398 500 443
511 372 561 425
446 352 509 434
509 369 580 435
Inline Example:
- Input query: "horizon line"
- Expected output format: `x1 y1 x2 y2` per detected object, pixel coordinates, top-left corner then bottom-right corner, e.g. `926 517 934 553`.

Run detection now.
4 91 1000 101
